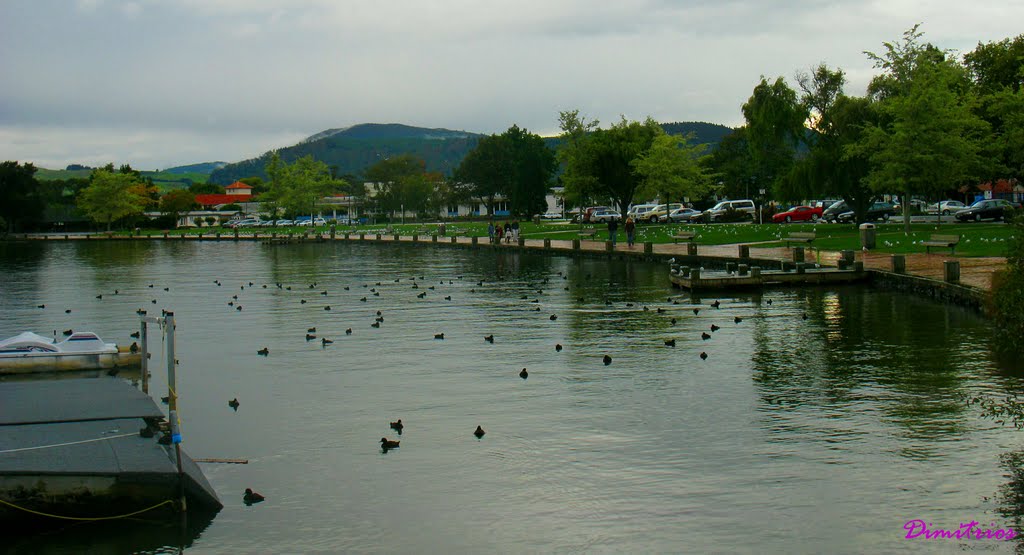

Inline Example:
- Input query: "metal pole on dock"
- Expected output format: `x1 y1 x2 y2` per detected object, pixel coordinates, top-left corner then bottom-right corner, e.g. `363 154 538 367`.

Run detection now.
164 311 187 514
140 312 149 394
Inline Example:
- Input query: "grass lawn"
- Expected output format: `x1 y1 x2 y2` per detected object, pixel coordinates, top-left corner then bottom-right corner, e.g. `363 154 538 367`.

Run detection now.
122 220 1015 258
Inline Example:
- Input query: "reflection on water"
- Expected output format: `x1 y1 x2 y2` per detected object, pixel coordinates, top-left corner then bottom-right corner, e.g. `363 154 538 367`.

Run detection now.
5 510 217 555
1 240 1021 553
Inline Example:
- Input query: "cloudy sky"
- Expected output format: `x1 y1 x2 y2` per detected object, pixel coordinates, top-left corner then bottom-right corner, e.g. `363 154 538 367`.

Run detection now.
1 1 1021 170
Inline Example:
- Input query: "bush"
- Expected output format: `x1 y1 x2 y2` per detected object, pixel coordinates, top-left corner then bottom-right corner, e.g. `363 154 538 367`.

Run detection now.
990 213 1024 354
718 207 754 223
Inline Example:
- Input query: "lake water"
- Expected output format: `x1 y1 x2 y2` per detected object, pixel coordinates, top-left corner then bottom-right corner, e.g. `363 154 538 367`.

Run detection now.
2 240 1023 554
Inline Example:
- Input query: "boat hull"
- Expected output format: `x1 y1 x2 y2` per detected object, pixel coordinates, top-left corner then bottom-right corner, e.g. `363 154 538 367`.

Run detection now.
0 351 141 374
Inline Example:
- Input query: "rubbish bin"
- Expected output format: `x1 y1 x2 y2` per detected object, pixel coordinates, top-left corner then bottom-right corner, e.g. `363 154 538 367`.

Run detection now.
859 223 876 250
439 222 446 236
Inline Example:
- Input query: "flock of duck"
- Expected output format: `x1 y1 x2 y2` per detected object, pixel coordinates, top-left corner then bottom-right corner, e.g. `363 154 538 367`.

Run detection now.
44 266 806 507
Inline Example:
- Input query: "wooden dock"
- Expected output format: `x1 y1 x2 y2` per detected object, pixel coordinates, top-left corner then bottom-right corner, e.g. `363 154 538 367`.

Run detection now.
670 263 866 290
0 378 222 523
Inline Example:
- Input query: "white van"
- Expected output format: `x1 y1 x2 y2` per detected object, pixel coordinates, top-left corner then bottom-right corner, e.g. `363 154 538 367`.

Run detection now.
702 200 756 222
627 204 658 220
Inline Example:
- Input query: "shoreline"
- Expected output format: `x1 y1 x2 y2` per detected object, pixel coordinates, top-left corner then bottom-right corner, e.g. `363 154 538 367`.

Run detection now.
7 231 997 314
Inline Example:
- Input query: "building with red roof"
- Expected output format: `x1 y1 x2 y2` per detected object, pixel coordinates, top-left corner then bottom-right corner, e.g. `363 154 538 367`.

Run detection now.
195 181 255 208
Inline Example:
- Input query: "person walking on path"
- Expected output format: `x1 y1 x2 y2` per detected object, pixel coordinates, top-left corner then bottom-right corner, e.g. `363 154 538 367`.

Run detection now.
608 217 619 247
512 220 520 242
488 221 495 243
504 222 512 243
625 216 636 247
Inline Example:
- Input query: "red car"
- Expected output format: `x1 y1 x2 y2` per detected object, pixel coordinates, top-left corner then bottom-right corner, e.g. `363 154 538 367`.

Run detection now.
772 205 823 223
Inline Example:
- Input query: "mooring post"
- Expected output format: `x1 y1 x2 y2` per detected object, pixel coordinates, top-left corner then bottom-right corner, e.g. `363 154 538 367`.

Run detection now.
944 260 960 283
793 247 805 263
751 266 762 278
139 312 149 394
543 239 551 249
432 235 437 243
518 237 525 248
471 236 478 246
644 242 653 254
726 262 736 274
691 268 701 281
738 245 750 259
738 264 749 277
891 255 906 274
605 240 613 252
573 239 581 251
687 243 697 256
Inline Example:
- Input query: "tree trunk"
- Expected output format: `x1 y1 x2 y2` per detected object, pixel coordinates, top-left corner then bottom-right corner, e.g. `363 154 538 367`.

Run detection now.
902 191 911 234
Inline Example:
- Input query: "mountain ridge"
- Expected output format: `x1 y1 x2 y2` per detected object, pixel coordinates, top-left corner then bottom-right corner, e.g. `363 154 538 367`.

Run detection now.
208 122 734 185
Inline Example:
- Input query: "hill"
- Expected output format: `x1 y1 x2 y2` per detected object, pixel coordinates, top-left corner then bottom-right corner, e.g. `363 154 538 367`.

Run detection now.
162 161 227 174
208 122 735 185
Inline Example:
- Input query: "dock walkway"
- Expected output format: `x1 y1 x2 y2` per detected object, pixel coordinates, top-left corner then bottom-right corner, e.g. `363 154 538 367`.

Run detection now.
0 378 221 522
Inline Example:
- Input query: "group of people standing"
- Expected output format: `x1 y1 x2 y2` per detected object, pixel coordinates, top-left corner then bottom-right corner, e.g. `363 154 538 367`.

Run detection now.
606 216 637 247
488 221 521 243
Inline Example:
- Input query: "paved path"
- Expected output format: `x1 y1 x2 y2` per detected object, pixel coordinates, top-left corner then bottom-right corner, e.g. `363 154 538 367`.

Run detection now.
506 237 1003 292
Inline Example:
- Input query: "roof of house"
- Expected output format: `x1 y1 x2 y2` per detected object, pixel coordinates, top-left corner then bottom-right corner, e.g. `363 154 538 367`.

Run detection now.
225 181 253 190
195 193 253 206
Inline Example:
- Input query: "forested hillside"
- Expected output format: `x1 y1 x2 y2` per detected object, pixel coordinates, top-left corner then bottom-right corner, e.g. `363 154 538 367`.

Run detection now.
209 122 733 184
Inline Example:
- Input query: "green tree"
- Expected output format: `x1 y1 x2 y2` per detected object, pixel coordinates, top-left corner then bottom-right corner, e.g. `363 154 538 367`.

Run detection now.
559 115 662 214
741 77 808 197
965 35 1024 182
364 154 428 220
160 190 198 228
704 127 756 199
0 161 44 233
455 134 512 220
456 125 556 220
265 154 341 220
188 182 223 195
854 26 990 232
556 110 601 215
501 125 557 218
238 176 268 195
77 169 149 231
633 132 712 214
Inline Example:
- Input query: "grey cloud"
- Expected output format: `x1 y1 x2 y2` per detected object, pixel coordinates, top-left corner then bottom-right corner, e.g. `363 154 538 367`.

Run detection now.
2 0 1022 169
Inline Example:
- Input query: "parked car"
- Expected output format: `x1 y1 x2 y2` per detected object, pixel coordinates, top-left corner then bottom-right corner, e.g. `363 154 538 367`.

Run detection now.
295 217 328 227
627 204 659 220
540 211 563 220
637 203 684 223
701 199 756 223
667 207 702 223
590 209 622 223
955 198 1018 222
836 201 896 223
772 205 824 223
232 219 261 228
822 200 849 223
275 219 294 227
925 200 967 215
582 206 611 223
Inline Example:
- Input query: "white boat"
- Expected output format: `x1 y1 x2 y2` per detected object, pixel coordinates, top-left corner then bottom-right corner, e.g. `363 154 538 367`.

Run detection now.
0 331 139 374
